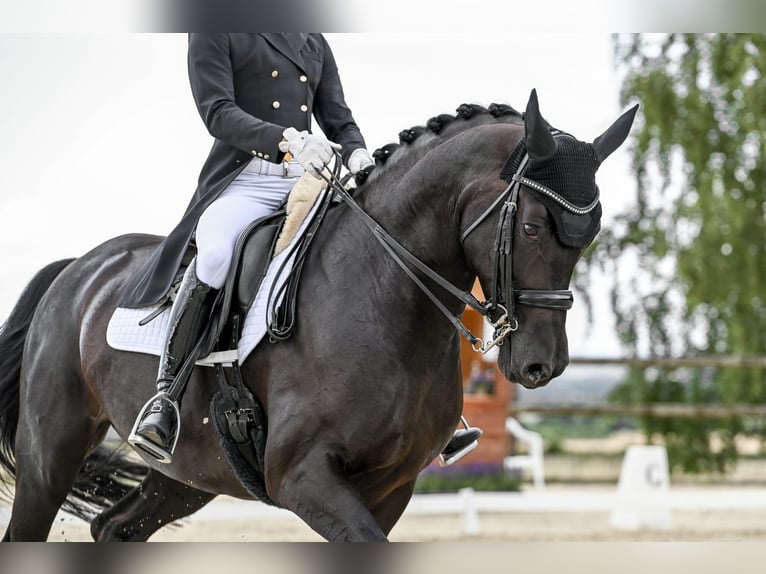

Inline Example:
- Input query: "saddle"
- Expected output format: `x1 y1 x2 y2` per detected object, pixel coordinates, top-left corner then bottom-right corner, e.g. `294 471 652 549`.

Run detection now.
203 178 334 506
145 208 288 354
209 208 287 350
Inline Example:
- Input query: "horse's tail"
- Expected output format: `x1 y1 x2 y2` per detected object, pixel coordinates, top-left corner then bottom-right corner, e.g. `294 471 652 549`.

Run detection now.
0 258 149 521
0 258 76 483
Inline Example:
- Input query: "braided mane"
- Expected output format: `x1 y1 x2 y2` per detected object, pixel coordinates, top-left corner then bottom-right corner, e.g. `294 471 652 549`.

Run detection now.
355 102 523 186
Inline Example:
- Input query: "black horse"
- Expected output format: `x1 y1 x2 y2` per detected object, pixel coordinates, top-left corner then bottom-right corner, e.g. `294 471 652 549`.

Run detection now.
0 91 636 541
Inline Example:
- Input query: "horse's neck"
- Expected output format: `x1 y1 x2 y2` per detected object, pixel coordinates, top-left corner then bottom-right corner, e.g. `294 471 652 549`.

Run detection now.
355 165 468 287
321 123 521 319
356 125 516 264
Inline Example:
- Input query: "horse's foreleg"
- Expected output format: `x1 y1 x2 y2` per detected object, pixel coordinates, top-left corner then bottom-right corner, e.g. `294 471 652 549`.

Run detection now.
266 451 388 542
91 469 216 541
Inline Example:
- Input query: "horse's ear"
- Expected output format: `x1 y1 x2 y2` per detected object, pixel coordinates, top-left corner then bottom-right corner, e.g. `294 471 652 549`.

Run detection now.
591 104 639 163
524 89 557 161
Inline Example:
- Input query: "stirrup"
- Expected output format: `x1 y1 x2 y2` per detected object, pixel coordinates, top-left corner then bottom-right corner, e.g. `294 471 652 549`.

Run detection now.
438 421 483 467
128 392 181 464
438 438 479 467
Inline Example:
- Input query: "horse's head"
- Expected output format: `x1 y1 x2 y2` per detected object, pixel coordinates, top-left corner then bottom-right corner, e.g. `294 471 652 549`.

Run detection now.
462 91 637 389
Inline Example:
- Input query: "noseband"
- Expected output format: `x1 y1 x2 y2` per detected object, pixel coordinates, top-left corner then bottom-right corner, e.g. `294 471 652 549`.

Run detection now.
319 144 599 355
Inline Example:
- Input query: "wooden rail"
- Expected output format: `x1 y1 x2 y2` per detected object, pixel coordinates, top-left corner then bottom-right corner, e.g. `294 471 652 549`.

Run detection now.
512 356 766 419
513 404 766 419
569 356 766 368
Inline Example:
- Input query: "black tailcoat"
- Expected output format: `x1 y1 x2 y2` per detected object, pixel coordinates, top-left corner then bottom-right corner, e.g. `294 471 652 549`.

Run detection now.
120 33 366 307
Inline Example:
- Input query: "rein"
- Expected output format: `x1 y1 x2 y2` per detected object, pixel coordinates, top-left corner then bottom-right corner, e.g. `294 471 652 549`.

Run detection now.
317 146 597 354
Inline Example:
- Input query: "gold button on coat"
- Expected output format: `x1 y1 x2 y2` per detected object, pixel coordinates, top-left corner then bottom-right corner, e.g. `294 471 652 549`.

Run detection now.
272 101 280 109
271 70 279 78
299 75 307 82
300 104 308 112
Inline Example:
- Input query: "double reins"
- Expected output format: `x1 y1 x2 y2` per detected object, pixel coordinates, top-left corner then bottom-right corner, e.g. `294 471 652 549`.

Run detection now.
319 161 492 350
316 145 593 354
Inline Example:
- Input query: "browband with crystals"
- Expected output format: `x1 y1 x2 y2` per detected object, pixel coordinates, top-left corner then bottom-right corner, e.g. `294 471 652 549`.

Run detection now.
512 175 600 216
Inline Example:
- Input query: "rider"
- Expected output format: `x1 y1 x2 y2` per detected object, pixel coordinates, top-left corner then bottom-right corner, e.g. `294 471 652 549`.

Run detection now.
125 33 480 465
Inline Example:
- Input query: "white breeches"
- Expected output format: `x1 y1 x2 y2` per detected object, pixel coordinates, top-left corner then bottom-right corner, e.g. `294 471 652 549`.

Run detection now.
195 160 300 289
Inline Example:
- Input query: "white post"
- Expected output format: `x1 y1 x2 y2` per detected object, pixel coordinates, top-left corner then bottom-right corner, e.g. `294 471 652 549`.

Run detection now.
504 417 546 490
458 487 481 536
529 431 545 491
610 445 672 530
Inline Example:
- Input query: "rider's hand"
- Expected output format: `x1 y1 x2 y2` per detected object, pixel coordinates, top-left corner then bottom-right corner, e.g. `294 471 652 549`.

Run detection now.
279 128 341 176
347 148 374 175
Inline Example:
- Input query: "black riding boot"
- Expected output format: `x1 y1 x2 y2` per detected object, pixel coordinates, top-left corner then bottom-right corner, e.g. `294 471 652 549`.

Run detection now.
128 259 214 463
439 421 483 467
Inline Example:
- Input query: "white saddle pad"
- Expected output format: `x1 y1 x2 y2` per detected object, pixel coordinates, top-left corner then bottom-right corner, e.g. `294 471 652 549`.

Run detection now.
107 185 328 366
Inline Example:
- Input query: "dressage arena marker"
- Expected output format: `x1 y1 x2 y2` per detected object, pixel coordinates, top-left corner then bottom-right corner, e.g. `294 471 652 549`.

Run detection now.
610 445 672 530
458 487 481 535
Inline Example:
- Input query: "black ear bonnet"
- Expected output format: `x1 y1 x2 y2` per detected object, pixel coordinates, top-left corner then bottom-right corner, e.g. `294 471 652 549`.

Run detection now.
500 134 602 248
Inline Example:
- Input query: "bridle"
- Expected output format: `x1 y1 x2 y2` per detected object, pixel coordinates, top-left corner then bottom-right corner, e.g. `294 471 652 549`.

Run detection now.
458 144 600 351
318 143 599 355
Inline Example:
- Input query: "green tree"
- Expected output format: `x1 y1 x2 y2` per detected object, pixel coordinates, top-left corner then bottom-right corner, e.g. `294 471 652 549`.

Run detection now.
585 34 766 472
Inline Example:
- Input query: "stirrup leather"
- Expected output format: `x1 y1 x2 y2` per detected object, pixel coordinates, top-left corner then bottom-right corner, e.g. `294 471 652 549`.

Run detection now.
128 392 181 464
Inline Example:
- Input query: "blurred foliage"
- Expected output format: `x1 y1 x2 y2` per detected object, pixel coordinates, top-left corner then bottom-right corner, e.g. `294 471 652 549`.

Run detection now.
525 415 636 455
582 34 766 473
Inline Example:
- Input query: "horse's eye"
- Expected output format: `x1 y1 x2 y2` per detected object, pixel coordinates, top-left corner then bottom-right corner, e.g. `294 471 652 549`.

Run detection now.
523 223 539 238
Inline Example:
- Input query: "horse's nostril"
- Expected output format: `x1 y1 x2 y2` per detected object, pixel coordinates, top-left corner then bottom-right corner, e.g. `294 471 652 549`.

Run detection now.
524 364 551 383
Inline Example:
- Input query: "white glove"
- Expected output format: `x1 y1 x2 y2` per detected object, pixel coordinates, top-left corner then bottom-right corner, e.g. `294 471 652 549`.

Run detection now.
347 148 374 174
279 127 341 176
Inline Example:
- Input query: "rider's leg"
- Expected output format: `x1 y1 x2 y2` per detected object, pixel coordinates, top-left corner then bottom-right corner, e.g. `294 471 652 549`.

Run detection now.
128 257 215 462
128 167 296 463
194 174 294 289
